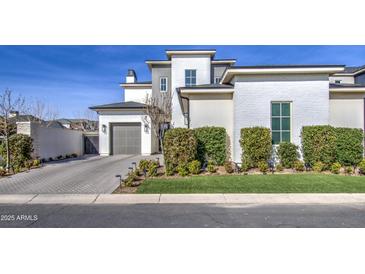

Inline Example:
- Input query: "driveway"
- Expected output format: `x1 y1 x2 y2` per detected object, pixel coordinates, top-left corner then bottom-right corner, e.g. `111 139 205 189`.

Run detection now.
0 155 160 194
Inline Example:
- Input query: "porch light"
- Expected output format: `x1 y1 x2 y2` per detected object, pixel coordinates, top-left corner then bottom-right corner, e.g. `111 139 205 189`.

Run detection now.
183 113 189 126
144 123 149 133
102 124 107 133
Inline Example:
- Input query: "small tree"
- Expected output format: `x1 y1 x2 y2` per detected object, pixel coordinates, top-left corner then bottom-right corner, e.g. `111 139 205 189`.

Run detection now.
0 89 26 171
145 92 172 155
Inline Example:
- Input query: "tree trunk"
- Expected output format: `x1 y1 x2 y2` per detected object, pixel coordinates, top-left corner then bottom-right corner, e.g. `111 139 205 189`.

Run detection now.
5 135 10 172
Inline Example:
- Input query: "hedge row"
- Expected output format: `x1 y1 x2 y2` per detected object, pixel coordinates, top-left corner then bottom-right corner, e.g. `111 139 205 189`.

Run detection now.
163 127 228 174
302 126 364 167
0 134 33 169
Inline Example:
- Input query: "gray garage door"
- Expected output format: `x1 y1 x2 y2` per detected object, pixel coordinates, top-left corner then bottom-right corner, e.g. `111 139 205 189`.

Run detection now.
111 123 141 154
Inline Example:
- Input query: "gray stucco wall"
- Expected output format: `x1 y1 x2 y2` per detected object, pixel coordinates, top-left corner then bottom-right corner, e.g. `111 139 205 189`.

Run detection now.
355 72 365 85
232 74 330 163
212 65 228 82
151 65 171 97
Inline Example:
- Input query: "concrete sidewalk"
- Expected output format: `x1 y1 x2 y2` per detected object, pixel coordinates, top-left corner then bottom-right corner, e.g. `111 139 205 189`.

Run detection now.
1 193 365 204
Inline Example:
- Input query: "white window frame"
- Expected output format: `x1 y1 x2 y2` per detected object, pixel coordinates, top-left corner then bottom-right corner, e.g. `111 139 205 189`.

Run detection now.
185 69 196 87
271 101 292 145
160 77 168 92
214 77 221 84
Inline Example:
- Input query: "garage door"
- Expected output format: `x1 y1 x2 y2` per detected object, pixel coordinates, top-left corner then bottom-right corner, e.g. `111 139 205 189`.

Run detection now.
111 123 141 154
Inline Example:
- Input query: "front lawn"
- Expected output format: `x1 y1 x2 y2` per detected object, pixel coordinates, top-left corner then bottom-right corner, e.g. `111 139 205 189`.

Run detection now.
137 174 365 193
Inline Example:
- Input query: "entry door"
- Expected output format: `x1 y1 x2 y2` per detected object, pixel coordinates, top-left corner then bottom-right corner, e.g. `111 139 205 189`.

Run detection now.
111 123 141 154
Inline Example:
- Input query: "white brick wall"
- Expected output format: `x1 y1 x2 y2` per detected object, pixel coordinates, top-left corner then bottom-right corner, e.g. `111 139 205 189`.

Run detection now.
232 74 330 162
171 55 211 128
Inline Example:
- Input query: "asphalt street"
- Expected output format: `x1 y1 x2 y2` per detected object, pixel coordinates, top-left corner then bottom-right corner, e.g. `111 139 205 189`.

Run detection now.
1 203 365 228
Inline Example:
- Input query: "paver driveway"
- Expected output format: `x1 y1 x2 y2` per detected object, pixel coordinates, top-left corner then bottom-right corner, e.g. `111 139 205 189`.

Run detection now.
0 155 160 194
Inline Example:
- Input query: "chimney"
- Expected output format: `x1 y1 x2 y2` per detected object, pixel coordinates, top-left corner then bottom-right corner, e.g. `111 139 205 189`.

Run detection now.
9 110 19 118
126 69 137 83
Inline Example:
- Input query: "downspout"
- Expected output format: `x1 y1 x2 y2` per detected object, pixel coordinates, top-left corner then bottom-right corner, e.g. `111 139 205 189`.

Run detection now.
180 95 190 128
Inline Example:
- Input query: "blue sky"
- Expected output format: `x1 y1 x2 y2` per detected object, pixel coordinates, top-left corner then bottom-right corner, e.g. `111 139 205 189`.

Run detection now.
1 45 365 118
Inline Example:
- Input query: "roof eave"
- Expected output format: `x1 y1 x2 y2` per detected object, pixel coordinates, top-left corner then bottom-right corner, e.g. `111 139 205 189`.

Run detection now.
220 66 346 84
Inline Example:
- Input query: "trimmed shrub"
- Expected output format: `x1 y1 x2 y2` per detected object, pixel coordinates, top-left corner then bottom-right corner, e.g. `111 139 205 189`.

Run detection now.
224 161 234 174
207 161 216 173
165 163 175 176
335 128 363 166
177 163 190 177
194 127 227 165
358 159 365 175
240 127 272 168
188 160 201 175
0 167 6 176
258 161 269 174
294 161 305 172
277 142 299 168
345 166 353 175
301 126 337 168
275 164 283 172
313 162 325 173
241 161 250 172
163 128 197 173
0 134 33 169
139 159 151 172
331 162 341 174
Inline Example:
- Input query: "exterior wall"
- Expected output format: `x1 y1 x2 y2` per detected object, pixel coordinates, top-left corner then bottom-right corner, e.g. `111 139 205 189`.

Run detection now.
171 55 211 127
212 65 228 82
17 122 84 160
329 75 355 84
355 72 365 85
124 88 152 103
329 92 364 129
189 93 234 158
232 74 330 163
152 65 171 97
98 110 156 156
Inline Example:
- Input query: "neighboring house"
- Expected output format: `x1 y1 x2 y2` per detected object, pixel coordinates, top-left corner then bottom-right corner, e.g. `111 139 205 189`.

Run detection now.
90 49 365 162
56 118 98 132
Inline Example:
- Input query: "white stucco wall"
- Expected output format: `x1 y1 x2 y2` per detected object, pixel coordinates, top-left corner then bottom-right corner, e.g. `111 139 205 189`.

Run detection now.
98 111 155 156
189 93 234 158
232 74 330 163
17 122 84 160
171 55 211 127
329 92 364 129
124 88 152 103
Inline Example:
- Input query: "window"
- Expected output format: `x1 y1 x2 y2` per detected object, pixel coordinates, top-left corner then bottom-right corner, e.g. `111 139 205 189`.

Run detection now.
271 102 291 145
160 77 168 92
335 80 342 84
214 77 221 84
185 70 196 87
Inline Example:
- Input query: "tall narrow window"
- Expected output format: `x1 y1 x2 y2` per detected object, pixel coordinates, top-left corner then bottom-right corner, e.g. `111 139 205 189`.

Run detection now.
185 70 196 87
160 77 168 92
271 102 291 144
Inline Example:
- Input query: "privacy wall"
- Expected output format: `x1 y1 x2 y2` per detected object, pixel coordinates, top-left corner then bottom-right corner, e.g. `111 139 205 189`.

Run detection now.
17 122 84 160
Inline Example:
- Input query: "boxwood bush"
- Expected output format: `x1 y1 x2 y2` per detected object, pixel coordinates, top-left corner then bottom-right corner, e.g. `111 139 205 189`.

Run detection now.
193 126 227 165
301 125 337 168
240 127 272 168
335 127 363 166
163 128 197 174
277 142 299 168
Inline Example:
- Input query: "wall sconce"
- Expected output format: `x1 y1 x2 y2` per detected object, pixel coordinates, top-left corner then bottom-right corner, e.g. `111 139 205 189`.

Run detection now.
102 124 107 133
184 113 189 126
144 123 149 133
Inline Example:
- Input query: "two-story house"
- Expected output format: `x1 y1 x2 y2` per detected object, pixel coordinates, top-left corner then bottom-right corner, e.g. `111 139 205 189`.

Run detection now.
90 49 365 163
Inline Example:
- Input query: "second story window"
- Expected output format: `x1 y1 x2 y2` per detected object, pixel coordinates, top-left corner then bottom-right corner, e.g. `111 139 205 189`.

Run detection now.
185 70 196 87
160 77 168 92
214 77 221 84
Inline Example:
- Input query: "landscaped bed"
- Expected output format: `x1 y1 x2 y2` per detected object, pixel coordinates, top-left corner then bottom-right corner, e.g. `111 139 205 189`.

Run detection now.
137 174 365 194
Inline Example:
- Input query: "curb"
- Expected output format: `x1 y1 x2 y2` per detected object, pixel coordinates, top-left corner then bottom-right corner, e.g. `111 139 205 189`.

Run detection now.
1 193 365 205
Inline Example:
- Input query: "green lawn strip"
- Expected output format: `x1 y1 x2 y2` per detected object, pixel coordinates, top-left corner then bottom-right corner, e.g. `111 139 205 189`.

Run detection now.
137 174 365 194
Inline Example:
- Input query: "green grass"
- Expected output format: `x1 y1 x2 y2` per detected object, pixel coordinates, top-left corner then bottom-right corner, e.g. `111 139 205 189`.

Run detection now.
137 174 365 193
